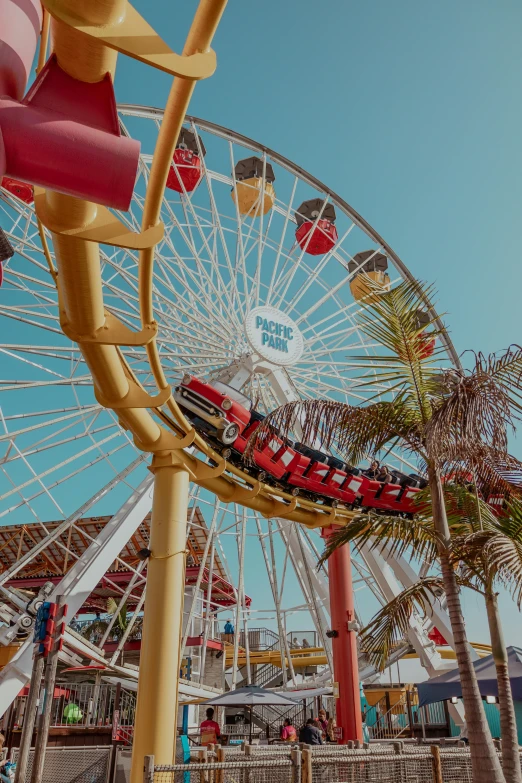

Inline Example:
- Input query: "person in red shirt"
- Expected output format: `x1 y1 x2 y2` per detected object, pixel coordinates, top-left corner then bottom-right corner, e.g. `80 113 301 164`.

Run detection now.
200 707 221 746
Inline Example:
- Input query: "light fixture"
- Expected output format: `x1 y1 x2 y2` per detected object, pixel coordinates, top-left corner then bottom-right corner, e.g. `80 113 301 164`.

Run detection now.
451 696 459 704
485 695 498 705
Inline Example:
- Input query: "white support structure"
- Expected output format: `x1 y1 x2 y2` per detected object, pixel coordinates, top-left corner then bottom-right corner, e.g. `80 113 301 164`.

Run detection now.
277 520 333 667
0 475 154 715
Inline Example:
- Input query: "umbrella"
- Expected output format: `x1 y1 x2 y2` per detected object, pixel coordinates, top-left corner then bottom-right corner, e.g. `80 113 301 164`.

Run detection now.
417 645 522 706
203 685 298 743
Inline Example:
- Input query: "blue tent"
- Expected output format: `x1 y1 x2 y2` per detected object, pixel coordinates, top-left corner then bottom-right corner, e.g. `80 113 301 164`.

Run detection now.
417 646 522 707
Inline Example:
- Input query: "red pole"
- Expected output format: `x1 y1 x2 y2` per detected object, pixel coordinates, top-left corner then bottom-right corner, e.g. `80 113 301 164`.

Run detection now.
324 527 363 743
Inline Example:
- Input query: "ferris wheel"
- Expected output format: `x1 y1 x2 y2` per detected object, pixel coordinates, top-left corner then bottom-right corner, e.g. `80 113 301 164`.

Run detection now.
0 107 458 697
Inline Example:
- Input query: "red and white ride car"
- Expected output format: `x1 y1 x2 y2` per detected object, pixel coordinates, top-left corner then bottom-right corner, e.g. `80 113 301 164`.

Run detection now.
174 375 251 445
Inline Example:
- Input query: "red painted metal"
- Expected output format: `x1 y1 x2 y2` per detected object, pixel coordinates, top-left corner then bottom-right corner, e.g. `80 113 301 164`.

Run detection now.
323 526 363 743
295 219 338 256
0 56 140 210
1 177 34 203
166 149 202 193
428 627 448 646
0 0 42 100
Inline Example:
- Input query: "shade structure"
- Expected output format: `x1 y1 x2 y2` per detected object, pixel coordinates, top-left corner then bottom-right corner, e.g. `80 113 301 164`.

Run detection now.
203 684 298 707
203 685 298 743
417 646 522 706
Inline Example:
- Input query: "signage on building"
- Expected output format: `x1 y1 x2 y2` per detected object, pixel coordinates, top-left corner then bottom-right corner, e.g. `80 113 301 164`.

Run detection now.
245 306 304 366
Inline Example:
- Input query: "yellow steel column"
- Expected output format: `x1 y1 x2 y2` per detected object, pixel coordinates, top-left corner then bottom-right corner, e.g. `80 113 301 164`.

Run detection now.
130 458 190 783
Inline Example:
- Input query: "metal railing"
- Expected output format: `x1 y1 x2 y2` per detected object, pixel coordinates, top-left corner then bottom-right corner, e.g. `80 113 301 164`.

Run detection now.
366 693 410 740
286 632 318 650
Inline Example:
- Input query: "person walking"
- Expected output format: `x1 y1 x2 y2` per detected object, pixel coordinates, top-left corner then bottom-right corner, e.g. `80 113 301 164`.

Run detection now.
200 707 221 746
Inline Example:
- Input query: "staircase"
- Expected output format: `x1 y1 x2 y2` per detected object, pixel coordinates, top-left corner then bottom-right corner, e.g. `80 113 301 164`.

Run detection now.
366 692 411 740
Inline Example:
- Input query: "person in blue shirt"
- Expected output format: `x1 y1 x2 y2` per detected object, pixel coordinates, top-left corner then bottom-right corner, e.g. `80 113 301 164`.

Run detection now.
224 619 234 642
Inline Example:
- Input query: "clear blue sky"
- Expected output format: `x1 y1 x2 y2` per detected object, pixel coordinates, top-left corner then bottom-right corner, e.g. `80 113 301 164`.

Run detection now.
112 0 522 652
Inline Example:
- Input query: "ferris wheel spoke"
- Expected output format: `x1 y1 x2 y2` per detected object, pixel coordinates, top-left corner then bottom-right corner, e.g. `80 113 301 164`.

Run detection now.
159 199 243 334
197 156 245 321
285 223 356 315
176 188 244 331
154 252 236 342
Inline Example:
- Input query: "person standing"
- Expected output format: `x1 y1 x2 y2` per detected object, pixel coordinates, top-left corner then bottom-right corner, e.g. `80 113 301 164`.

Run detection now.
316 709 328 736
200 707 221 746
224 619 234 644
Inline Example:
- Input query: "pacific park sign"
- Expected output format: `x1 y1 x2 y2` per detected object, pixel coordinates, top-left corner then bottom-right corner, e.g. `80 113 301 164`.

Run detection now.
245 307 304 366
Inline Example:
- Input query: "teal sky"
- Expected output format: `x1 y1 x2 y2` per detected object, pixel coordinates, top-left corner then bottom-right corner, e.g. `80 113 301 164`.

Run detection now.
119 0 522 651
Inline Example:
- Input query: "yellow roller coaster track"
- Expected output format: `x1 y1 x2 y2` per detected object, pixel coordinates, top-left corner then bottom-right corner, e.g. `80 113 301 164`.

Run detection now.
227 642 494 669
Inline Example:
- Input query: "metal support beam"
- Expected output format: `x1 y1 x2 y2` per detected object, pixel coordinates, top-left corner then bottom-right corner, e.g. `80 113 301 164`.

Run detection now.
130 463 189 783
324 529 362 743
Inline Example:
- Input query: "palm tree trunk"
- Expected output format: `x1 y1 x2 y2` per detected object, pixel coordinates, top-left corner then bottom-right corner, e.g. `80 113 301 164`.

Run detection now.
485 589 521 783
428 465 505 783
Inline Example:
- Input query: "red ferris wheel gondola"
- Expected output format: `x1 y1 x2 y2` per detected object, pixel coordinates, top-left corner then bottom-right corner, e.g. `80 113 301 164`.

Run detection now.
166 127 206 194
295 199 337 256
415 309 436 358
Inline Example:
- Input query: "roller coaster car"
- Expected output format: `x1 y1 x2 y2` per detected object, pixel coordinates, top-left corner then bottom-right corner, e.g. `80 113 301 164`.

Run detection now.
166 128 206 194
348 250 391 302
295 199 338 256
174 375 251 445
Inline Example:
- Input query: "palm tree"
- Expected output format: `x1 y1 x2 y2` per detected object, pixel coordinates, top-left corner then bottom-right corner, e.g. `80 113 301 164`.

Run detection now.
319 487 522 783
246 278 522 783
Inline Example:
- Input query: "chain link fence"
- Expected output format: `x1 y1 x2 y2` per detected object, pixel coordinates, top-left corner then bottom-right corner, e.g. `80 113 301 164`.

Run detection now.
143 744 515 783
12 745 112 783
150 759 297 783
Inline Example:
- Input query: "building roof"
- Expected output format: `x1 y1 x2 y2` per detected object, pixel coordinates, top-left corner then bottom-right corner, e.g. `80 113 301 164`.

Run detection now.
0 506 248 612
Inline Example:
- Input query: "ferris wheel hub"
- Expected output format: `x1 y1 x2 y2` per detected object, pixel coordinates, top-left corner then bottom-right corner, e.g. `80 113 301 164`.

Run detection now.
245 306 304 366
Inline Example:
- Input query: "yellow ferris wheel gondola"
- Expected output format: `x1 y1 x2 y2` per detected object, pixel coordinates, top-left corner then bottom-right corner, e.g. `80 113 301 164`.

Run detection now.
231 155 276 216
348 250 391 302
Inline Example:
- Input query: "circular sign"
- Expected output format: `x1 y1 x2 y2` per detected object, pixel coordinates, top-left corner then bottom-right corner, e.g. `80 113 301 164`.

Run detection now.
245 306 304 366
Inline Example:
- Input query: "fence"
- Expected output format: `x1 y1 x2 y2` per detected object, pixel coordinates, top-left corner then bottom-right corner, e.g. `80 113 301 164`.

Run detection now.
144 744 500 783
12 745 112 783
146 754 299 783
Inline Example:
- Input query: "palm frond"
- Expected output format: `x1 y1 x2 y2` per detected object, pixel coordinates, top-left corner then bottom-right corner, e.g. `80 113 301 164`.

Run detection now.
81 619 109 642
318 513 438 568
353 279 446 423
475 346 522 411
245 396 425 467
425 369 518 466
107 598 128 631
360 577 445 671
483 534 522 608
441 483 499 534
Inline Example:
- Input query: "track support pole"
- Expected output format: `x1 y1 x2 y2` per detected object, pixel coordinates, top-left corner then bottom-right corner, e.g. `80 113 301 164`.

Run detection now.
323 527 363 743
130 460 190 783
